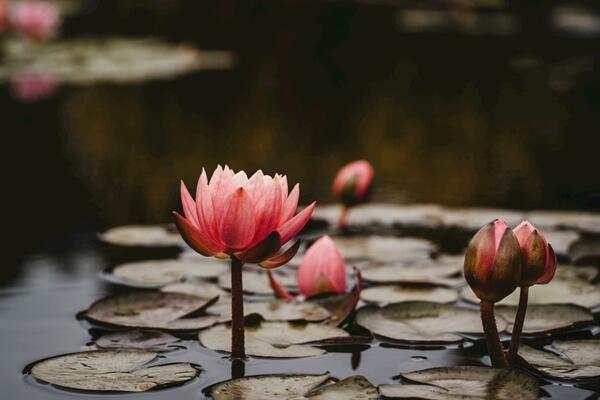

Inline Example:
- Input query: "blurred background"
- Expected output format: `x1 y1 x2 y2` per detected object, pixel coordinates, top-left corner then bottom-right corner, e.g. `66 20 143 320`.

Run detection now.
3 0 600 266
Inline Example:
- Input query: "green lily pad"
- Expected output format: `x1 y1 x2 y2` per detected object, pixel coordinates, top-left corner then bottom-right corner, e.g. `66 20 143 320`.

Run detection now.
30 350 197 392
495 304 594 334
333 236 436 262
85 292 220 332
110 259 228 287
207 300 330 322
94 330 180 352
379 366 538 399
209 372 331 399
99 225 182 248
356 301 506 342
199 321 348 358
160 281 230 299
518 340 600 380
360 260 462 287
361 285 459 305
218 269 296 295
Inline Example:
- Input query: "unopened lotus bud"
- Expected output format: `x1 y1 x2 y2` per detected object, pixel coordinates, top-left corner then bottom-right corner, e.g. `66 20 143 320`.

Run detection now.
513 221 557 287
332 160 373 207
464 219 522 303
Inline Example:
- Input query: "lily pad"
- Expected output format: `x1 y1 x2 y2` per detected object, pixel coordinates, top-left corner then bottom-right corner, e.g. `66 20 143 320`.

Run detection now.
209 372 331 399
568 236 600 265
85 292 220 332
440 207 526 231
304 375 378 399
361 285 459 305
526 210 600 232
207 300 330 322
99 225 182 248
518 340 600 380
361 264 462 287
379 366 538 399
356 301 506 342
333 236 436 262
160 281 229 299
495 304 594 334
218 269 296 295
94 330 180 352
313 269 362 327
543 230 580 259
199 321 348 358
110 259 228 287
30 350 197 392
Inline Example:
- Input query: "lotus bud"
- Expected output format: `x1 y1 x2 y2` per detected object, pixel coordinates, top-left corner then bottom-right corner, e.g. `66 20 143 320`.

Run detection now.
297 235 347 297
332 160 374 207
0 0 7 33
513 221 557 287
464 219 522 303
9 0 61 41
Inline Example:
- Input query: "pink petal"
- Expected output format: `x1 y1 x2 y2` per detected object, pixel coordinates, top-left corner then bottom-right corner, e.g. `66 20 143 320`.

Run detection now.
195 170 221 247
250 176 283 246
537 244 557 284
276 201 316 245
267 271 295 301
173 212 223 256
280 183 299 224
218 187 256 251
180 180 199 228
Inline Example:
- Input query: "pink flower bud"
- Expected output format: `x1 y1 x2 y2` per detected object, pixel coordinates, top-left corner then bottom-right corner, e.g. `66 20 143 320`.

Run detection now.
464 219 522 303
10 72 58 102
9 0 61 41
0 0 7 33
513 221 557 286
297 235 347 297
332 160 373 206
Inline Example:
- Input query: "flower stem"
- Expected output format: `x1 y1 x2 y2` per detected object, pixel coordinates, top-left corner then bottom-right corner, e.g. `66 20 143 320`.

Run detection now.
480 300 508 368
507 286 529 365
230 256 245 360
337 206 349 229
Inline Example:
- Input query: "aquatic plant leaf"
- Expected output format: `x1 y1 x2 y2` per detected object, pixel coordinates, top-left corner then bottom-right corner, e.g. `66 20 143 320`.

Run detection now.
30 350 196 392
199 321 348 358
99 225 182 248
379 366 538 399
160 281 230 299
110 259 228 287
519 340 600 380
333 236 436 262
85 292 220 332
568 236 600 265
542 230 580 259
361 261 462 287
209 372 330 399
356 301 506 342
495 304 593 334
94 330 180 352
526 210 600 232
218 269 296 295
207 300 330 322
313 268 362 327
304 375 378 399
440 208 527 231
361 285 458 305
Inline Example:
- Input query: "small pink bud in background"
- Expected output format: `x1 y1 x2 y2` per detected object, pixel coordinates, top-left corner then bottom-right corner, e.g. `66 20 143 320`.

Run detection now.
332 160 374 207
513 221 557 286
9 0 61 41
297 235 347 297
10 72 58 102
0 0 7 33
464 219 522 303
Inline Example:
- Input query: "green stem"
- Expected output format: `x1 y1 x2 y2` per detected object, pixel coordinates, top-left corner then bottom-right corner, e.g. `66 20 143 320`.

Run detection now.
230 256 245 359
507 286 529 365
480 300 508 368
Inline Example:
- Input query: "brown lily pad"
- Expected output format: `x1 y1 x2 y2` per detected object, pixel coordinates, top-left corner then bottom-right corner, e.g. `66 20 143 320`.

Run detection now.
218 269 296 295
110 259 228 287
304 375 378 399
160 281 230 299
518 340 600 380
85 292 220 332
569 236 600 265
30 350 197 392
361 261 463 287
313 268 362 327
94 330 180 352
543 230 580 259
526 210 600 232
361 285 459 305
356 301 507 342
199 321 348 358
379 366 538 399
207 300 330 322
440 207 526 231
495 304 594 334
99 225 182 248
209 372 331 399
333 236 436 262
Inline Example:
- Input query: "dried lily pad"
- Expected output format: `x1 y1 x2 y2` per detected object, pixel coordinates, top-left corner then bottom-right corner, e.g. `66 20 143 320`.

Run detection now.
519 340 600 380
0 38 234 84
209 372 331 399
100 225 182 248
110 259 228 287
495 304 594 334
85 292 220 332
356 302 506 342
207 300 330 322
333 236 436 262
361 261 462 287
94 330 180 352
160 281 229 299
218 269 296 295
30 350 197 392
199 321 348 358
379 366 538 399
361 285 459 305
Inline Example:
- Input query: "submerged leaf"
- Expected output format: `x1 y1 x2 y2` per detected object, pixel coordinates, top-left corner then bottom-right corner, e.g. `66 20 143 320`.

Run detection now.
495 304 593 334
110 259 228 287
519 340 600 380
94 330 180 352
30 350 196 392
361 285 458 305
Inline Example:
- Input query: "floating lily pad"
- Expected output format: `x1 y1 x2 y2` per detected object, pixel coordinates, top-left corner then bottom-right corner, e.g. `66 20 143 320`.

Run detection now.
30 350 197 392
94 330 180 352
440 207 526 231
304 375 378 399
209 372 331 399
199 321 348 358
313 269 362 327
218 269 296 295
495 304 594 334
356 302 506 342
379 366 538 399
100 225 182 248
0 38 234 84
361 261 462 287
526 210 600 232
361 285 459 305
518 340 600 380
543 230 580 259
207 300 330 322
109 259 228 287
85 292 220 332
160 281 229 299
333 236 436 262
568 236 600 265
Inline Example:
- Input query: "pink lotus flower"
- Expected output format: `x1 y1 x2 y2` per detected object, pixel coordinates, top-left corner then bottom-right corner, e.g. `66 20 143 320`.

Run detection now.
513 221 557 286
332 160 374 206
10 72 58 102
297 235 347 297
9 0 61 41
175 165 316 267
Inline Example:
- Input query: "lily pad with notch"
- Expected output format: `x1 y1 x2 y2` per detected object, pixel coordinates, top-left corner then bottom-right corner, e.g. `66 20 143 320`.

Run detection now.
218 269 296 295
333 236 437 262
93 330 181 352
379 365 539 399
518 340 600 380
356 301 507 342
361 285 459 305
207 300 330 322
29 350 197 392
495 304 594 334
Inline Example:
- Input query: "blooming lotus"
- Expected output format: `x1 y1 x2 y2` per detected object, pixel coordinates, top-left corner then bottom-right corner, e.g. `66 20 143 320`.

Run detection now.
332 160 373 227
9 0 61 41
